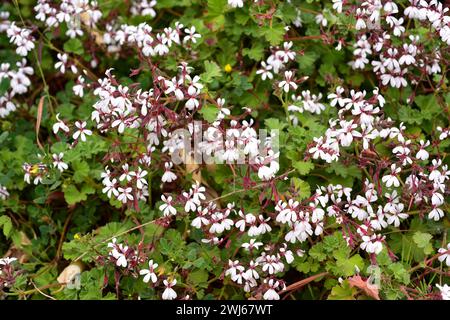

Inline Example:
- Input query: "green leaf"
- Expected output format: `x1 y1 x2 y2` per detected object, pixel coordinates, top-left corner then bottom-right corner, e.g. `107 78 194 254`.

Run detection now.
61 238 92 262
260 22 285 46
187 269 209 288
297 51 320 75
294 256 320 274
199 104 219 123
414 95 440 119
412 231 433 255
310 243 327 262
328 281 357 300
234 9 250 25
207 0 228 16
265 118 287 131
335 254 365 277
72 161 90 183
145 223 165 240
326 161 361 179
64 185 87 205
201 60 222 84
293 161 314 175
0 215 13 237
398 106 424 125
230 73 253 95
63 38 84 55
388 263 410 285
242 42 265 61
291 177 311 200
389 233 429 263
0 77 10 96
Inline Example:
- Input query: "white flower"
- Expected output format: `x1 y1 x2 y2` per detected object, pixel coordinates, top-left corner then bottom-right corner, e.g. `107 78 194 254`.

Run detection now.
119 164 132 182
440 26 450 45
332 0 343 13
54 53 68 74
355 9 366 30
115 253 127 267
280 245 294 264
226 260 244 279
117 187 133 204
263 279 280 300
192 207 210 228
183 26 201 44
140 260 158 283
386 209 408 228
382 164 401 188
162 162 177 183
0 184 9 201
53 113 69 134
360 235 383 255
437 284 450 300
228 0 244 8
428 207 444 221
110 244 128 268
162 279 177 300
437 127 450 141
315 14 327 27
256 152 280 181
102 178 119 198
278 71 297 93
73 76 85 97
52 153 68 172
415 140 430 160
241 239 263 251
0 257 17 266
130 167 148 189
276 42 296 63
159 195 177 216
209 212 234 234
7 23 35 56
438 243 450 267
184 197 198 213
256 61 273 81
73 121 92 142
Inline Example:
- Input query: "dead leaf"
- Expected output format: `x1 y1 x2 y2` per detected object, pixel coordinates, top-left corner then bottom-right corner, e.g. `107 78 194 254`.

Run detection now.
280 272 328 294
57 261 85 285
181 149 220 205
35 96 45 151
248 292 263 300
348 275 380 300
79 12 104 45
4 232 32 263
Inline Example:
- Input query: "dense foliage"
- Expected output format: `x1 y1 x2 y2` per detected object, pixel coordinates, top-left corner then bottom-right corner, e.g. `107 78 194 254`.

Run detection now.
0 0 450 300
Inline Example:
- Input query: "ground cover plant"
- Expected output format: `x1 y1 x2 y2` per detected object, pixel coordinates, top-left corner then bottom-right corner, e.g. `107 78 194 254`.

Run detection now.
0 0 450 300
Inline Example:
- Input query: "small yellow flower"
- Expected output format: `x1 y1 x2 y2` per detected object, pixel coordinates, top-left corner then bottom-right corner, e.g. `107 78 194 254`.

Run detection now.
30 165 40 174
224 64 232 73
74 233 81 240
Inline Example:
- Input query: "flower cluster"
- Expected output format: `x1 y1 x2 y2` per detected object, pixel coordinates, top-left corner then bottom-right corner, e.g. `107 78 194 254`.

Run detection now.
22 162 48 185
256 42 328 118
102 21 200 55
0 59 33 118
0 184 9 201
34 0 102 38
6 23 35 57
329 0 449 89
106 237 181 300
2 0 449 301
0 257 19 292
308 87 386 163
130 0 158 18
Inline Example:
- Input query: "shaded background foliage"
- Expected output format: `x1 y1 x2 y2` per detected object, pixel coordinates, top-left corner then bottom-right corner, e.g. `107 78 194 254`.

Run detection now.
0 0 449 300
